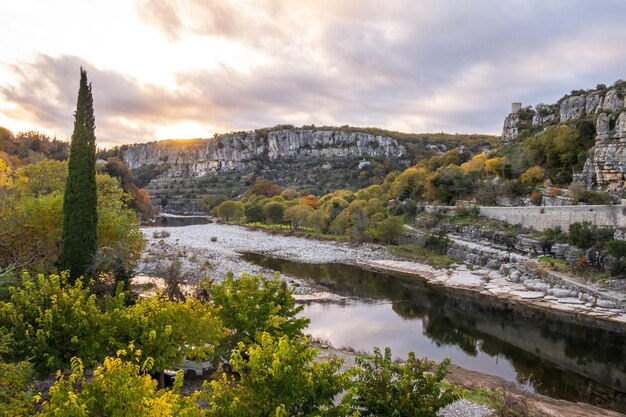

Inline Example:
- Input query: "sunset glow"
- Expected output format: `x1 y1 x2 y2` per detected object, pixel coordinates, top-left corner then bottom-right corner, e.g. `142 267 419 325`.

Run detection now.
1 1 626 147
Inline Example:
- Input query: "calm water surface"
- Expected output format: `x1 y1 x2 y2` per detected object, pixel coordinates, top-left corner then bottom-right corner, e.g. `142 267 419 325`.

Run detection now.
244 253 626 412
147 215 211 227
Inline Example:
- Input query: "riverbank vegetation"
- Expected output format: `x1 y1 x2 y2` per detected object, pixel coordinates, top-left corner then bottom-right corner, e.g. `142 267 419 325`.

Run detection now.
0 271 464 416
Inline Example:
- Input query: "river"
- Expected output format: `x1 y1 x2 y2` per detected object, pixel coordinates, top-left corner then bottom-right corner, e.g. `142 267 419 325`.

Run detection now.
244 252 626 412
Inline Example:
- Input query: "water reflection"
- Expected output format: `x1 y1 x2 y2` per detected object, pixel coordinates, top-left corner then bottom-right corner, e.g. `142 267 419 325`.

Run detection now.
147 215 211 227
244 252 626 412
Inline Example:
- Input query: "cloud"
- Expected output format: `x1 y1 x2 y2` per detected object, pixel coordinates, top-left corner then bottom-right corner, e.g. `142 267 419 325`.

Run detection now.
2 1 626 146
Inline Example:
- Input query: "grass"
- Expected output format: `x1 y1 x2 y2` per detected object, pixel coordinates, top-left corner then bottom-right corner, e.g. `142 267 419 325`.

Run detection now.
387 244 456 269
538 256 614 283
463 387 536 416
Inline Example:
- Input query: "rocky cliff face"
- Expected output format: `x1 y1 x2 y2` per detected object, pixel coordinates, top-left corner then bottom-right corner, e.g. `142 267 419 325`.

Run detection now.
122 129 405 179
501 80 626 193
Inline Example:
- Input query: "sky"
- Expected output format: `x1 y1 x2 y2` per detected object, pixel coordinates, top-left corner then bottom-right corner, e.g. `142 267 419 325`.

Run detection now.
1 0 625 148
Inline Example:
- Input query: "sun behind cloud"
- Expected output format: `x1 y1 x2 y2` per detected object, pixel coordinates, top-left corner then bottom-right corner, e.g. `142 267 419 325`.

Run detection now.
154 121 215 140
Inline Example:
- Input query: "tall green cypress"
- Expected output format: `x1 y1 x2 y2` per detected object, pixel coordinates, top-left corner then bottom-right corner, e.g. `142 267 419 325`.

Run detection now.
60 67 98 280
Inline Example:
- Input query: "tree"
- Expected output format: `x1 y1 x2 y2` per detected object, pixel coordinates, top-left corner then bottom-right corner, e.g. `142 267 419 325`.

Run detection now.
60 67 98 280
205 333 354 417
306 209 328 233
248 178 283 197
520 165 545 186
485 157 505 176
244 202 265 223
206 273 308 348
263 201 285 224
116 295 225 388
367 216 404 244
215 200 245 222
353 347 459 417
283 204 313 229
0 273 117 375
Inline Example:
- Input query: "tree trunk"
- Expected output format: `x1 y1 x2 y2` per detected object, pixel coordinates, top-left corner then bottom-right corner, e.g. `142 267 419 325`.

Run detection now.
159 370 165 389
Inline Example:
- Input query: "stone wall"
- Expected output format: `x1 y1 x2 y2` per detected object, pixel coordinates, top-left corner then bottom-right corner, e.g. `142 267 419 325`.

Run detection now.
478 205 625 231
426 205 625 231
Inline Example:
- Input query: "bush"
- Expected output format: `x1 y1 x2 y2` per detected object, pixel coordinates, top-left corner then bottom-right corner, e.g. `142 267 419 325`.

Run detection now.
529 190 543 206
38 348 201 417
353 347 459 417
367 216 405 244
605 240 626 259
205 333 351 417
0 273 119 375
568 222 614 249
206 273 309 348
424 233 450 255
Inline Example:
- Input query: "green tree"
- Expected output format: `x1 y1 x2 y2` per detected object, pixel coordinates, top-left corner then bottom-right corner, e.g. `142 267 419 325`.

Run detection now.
0 273 118 375
60 68 98 280
116 295 225 388
206 273 308 348
205 333 354 417
367 216 404 244
0 160 143 282
215 200 245 222
263 201 285 224
244 202 265 223
353 347 459 417
306 209 328 233
284 204 313 229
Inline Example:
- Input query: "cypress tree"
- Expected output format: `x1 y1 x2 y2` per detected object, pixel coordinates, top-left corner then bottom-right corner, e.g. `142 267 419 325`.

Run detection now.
60 67 98 280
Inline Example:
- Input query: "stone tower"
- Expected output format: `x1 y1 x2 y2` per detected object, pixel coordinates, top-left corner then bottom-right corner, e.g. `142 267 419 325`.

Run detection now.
511 102 522 113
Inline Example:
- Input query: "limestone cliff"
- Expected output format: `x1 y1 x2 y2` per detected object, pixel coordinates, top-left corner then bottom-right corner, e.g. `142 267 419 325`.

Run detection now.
122 128 405 179
501 80 626 193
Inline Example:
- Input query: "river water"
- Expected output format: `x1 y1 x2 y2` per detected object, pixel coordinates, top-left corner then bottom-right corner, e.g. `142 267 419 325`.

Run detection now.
244 253 626 412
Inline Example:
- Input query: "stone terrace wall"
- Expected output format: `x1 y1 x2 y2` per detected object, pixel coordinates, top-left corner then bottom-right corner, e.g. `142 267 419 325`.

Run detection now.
426 205 625 231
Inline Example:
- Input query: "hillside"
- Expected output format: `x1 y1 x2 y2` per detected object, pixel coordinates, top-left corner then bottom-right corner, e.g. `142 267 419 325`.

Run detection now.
502 80 626 194
108 126 496 210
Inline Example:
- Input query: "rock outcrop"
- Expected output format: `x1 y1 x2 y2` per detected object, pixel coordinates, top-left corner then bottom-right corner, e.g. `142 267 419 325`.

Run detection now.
502 80 626 193
122 129 405 179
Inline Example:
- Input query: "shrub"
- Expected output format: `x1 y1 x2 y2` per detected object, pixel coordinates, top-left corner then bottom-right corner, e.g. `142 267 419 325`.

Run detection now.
205 334 351 417
206 273 309 348
0 273 119 375
425 232 450 255
367 216 405 244
529 190 543 206
568 222 615 249
353 347 459 417
38 348 202 417
605 240 626 258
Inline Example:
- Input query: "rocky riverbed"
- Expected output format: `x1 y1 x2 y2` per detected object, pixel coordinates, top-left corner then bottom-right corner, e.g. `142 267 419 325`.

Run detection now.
139 222 626 329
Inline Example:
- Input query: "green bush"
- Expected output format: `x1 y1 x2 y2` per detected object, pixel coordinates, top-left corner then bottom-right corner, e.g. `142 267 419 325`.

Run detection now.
0 273 120 375
605 240 626 258
568 222 614 249
425 232 450 255
206 273 309 348
353 347 459 417
205 333 352 417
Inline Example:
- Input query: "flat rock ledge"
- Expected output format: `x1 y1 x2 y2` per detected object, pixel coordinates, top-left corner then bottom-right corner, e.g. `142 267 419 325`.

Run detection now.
357 260 626 331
